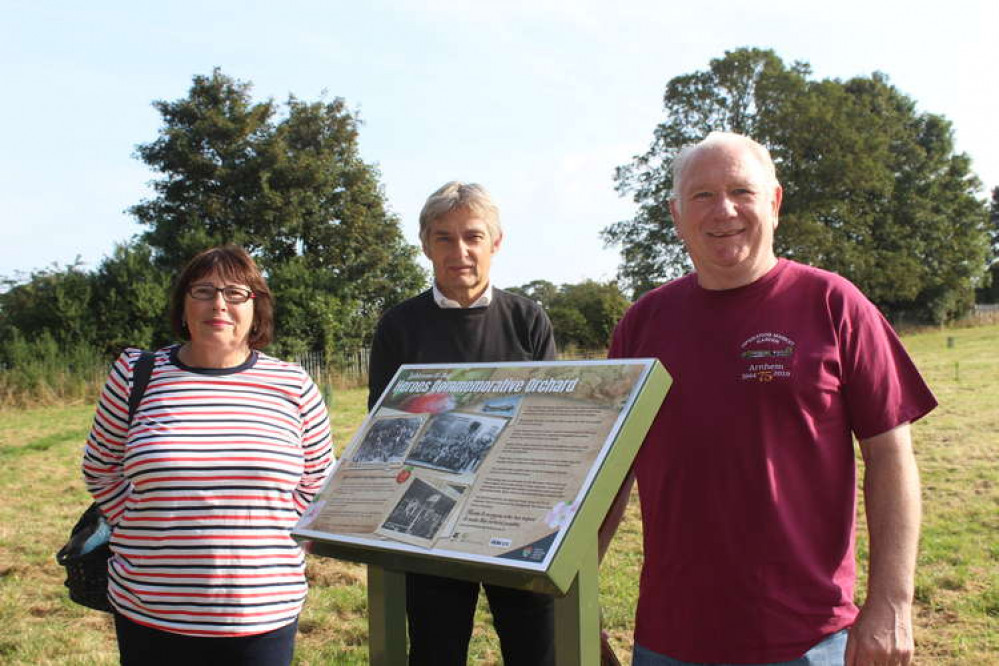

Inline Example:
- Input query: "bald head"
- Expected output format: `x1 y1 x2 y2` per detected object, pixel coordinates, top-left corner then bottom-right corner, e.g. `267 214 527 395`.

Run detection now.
672 132 778 209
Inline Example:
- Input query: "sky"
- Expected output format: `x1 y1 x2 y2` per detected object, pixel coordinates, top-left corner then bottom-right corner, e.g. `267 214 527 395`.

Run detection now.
2 0 996 291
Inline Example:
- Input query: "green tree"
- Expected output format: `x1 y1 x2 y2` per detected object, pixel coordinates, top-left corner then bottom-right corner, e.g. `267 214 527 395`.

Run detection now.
0 243 172 361
552 281 631 349
510 279 630 350
90 241 173 354
131 69 425 352
0 259 97 352
990 186 999 263
130 71 278 268
264 257 359 359
507 280 559 309
976 187 999 303
605 48 991 324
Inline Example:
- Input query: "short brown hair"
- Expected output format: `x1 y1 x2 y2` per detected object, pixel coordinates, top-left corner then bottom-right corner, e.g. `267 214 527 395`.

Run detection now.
169 245 274 349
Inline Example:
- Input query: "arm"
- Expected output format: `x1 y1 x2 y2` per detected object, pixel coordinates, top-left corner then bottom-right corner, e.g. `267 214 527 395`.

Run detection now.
293 374 336 514
598 314 635 562
533 306 557 361
597 468 634 562
846 423 921 666
81 351 136 524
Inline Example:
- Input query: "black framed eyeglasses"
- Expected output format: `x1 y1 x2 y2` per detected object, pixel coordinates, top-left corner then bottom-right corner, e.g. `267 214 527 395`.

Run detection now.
187 284 256 304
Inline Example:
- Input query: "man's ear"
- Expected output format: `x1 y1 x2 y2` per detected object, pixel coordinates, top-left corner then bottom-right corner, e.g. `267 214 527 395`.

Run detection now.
491 231 503 254
772 184 783 229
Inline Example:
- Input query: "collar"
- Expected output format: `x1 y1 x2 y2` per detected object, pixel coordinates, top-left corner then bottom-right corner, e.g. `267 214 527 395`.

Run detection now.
432 282 493 309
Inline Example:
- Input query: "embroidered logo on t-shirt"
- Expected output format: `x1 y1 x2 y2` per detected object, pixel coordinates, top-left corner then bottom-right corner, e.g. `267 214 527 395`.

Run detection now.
740 332 795 382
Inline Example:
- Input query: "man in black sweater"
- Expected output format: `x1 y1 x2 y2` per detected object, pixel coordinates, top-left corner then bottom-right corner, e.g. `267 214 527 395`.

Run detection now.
368 181 556 666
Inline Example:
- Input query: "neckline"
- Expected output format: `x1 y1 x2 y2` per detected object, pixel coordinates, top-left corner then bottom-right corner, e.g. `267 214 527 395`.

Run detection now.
169 344 258 375
691 259 788 299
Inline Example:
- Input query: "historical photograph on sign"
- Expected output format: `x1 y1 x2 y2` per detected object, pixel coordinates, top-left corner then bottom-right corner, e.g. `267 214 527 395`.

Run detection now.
378 476 463 545
405 412 507 475
351 414 425 464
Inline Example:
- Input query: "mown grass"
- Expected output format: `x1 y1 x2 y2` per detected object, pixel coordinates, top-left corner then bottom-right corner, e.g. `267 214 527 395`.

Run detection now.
888 325 999 663
0 324 996 664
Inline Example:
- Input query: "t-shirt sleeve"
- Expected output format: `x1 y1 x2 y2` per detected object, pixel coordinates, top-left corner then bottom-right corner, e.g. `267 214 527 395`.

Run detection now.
839 290 937 440
607 304 634 359
82 349 139 525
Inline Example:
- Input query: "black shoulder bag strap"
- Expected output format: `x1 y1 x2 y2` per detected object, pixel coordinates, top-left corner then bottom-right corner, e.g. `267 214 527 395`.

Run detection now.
129 351 156 423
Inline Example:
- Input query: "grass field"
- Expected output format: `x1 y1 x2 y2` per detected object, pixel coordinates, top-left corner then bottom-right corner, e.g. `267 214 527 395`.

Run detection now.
0 324 996 664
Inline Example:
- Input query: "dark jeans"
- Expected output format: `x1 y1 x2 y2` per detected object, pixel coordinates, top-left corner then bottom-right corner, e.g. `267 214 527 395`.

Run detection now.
113 612 298 666
406 572 555 666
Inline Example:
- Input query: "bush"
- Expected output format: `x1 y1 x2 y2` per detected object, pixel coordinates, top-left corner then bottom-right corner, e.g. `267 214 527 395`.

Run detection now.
0 331 107 408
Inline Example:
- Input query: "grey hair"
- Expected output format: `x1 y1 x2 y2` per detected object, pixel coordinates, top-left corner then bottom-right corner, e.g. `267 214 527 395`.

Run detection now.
419 181 502 249
671 132 778 205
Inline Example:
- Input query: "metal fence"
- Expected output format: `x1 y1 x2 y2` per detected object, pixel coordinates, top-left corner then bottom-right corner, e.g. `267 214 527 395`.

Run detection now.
955 303 999 326
295 346 611 389
297 348 370 387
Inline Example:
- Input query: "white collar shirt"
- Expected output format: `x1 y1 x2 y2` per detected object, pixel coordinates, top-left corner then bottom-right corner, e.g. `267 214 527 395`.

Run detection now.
432 282 493 309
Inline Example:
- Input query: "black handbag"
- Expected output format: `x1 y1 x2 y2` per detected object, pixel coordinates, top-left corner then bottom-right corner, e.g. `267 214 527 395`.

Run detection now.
56 351 155 612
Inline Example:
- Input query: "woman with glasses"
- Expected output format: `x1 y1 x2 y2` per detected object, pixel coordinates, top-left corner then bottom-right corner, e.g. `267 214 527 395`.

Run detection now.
82 244 334 666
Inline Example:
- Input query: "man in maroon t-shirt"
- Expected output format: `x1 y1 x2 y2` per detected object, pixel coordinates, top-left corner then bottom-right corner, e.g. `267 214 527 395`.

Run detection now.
604 132 936 666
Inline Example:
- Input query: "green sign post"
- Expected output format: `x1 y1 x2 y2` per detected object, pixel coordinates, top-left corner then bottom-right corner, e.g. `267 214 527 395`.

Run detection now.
297 359 671 665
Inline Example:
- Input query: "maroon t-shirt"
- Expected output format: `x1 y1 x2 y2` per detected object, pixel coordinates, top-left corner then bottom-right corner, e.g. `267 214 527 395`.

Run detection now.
609 259 936 663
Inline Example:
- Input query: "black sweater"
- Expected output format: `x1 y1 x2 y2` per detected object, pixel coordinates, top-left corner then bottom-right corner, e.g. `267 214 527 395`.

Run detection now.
367 289 556 409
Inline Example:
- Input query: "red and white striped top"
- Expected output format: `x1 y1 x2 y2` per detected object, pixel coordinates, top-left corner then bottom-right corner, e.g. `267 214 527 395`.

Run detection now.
83 346 334 637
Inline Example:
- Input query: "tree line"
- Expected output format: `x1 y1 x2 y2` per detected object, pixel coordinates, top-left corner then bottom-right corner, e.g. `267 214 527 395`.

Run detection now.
2 52 997 375
0 70 624 369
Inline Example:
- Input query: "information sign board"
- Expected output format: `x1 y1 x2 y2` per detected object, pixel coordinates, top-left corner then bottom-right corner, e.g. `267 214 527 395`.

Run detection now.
295 358 670 595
